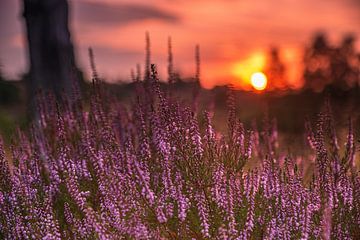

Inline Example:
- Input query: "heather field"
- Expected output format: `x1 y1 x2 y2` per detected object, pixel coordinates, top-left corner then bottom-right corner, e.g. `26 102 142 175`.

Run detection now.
1 1 360 239
0 65 359 239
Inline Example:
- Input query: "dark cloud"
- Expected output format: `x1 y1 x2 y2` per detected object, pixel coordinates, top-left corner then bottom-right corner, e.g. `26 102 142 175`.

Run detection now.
73 1 180 26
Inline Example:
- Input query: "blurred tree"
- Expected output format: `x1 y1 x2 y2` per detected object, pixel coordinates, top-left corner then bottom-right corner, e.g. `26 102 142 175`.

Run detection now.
22 0 80 102
304 33 360 91
330 34 358 89
303 33 332 92
357 53 360 86
0 61 3 81
0 61 20 105
264 47 286 90
0 81 20 105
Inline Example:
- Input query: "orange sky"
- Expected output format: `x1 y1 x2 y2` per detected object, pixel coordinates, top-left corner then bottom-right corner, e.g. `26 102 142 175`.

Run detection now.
1 0 359 89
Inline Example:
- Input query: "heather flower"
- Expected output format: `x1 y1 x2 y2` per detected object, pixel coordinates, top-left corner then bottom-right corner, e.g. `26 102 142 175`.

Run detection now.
175 172 189 221
0 62 358 239
321 201 332 240
204 111 216 148
212 164 227 209
195 191 210 238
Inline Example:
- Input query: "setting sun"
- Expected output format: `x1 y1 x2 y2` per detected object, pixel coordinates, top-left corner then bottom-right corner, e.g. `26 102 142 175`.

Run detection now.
232 52 267 89
251 72 267 90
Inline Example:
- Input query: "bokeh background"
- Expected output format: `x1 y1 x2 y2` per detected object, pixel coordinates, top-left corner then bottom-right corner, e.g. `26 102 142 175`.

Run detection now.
1 0 360 87
1 0 360 153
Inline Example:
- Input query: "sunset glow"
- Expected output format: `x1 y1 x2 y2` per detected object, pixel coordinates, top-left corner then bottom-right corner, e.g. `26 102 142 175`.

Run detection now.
232 52 266 88
1 0 360 90
251 72 267 90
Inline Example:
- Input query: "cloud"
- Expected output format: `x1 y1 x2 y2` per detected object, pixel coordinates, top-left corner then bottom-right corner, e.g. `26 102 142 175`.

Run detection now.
74 1 180 26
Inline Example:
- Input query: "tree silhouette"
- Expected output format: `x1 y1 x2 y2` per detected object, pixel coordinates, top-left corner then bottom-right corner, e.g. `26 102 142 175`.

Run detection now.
0 61 3 82
0 61 19 105
330 34 358 89
264 47 286 90
303 33 332 92
303 33 359 91
22 0 80 102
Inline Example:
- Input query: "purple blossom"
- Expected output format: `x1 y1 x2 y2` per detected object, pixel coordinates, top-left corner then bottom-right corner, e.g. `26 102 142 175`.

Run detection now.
0 72 358 239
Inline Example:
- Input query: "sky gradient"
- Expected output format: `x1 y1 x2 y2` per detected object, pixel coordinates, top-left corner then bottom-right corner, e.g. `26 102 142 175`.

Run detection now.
1 0 359 89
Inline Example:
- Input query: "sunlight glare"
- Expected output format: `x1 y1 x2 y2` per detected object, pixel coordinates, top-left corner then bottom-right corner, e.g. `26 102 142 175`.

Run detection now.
250 72 267 91
232 52 266 89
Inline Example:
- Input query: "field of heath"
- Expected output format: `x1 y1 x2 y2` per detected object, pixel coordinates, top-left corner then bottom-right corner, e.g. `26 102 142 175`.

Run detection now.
0 65 359 239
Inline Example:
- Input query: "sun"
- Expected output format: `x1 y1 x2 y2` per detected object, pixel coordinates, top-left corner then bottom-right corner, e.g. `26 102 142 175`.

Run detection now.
231 51 267 89
250 72 267 91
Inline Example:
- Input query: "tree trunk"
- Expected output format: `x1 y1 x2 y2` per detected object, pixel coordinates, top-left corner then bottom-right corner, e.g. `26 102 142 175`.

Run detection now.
23 0 78 102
